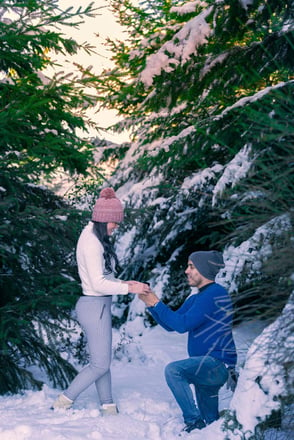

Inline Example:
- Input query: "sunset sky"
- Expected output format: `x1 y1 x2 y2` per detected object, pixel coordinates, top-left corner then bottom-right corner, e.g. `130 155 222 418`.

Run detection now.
57 0 129 142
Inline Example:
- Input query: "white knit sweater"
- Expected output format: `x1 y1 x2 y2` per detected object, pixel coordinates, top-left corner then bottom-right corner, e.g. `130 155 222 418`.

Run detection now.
76 222 129 296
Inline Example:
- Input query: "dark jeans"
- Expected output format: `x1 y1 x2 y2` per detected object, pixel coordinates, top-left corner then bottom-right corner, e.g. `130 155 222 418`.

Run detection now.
165 356 228 425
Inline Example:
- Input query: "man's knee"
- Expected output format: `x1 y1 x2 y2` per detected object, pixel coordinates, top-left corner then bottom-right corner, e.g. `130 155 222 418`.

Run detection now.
165 361 180 381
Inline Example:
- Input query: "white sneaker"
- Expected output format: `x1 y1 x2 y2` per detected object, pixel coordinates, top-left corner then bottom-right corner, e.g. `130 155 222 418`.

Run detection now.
51 394 73 410
100 403 119 415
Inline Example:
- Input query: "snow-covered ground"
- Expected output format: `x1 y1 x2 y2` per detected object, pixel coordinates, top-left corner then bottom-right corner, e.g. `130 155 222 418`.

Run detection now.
0 319 270 440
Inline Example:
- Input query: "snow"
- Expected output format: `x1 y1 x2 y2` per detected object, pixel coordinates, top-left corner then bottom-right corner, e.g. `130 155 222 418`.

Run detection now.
170 1 207 16
229 296 294 438
200 52 229 80
212 144 253 206
140 7 213 87
55 215 68 221
239 0 254 10
219 213 292 293
181 163 223 193
0 319 271 440
1 1 292 438
214 81 294 120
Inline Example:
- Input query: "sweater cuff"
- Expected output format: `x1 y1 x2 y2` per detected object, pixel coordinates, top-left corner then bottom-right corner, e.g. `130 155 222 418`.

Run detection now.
148 301 160 309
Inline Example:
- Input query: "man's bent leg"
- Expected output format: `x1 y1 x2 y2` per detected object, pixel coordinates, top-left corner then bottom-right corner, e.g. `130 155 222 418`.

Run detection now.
194 384 220 424
165 359 202 425
192 356 228 424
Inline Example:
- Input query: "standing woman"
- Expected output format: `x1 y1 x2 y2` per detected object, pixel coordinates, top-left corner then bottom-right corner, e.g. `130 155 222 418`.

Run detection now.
52 187 149 414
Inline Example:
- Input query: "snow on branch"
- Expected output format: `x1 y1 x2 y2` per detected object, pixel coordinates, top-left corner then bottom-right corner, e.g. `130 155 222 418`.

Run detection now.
140 7 212 87
219 213 292 293
181 163 223 193
170 1 208 15
214 81 294 120
111 125 197 185
227 291 294 437
212 145 254 206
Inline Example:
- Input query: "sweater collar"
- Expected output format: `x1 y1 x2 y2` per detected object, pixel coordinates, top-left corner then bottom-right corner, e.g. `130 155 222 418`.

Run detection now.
199 282 215 293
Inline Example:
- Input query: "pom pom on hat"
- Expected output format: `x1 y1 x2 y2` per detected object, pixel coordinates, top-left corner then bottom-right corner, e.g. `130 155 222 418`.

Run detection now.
99 187 116 199
188 250 225 280
92 187 124 223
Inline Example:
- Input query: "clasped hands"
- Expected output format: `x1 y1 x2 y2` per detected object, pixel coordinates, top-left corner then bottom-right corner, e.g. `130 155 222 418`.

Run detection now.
125 281 159 307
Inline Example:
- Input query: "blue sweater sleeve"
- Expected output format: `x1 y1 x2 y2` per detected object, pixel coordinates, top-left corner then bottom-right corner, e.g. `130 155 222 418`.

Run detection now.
148 304 174 331
148 293 215 334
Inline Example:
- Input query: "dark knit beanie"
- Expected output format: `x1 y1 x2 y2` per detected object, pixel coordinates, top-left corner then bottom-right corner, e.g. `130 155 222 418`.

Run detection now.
92 187 124 223
188 250 225 280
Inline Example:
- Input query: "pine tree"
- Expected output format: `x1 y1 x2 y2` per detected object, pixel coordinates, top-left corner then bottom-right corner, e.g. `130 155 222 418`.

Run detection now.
95 1 294 435
0 173 90 393
0 0 100 180
96 0 293 315
0 0 103 393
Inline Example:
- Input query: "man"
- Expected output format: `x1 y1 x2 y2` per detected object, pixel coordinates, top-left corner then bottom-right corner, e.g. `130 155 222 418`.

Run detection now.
139 250 237 434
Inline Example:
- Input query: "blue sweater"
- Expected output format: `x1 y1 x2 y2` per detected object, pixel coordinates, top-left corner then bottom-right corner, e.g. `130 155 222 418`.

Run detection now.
148 283 237 367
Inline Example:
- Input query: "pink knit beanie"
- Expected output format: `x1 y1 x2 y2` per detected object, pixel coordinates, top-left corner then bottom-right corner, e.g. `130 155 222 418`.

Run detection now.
92 187 124 223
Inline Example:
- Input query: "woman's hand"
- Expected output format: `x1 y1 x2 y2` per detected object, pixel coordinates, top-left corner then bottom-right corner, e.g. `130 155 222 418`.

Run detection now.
125 281 151 295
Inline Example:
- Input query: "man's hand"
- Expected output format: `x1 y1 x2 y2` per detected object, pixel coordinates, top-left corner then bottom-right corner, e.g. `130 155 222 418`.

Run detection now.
138 292 160 307
126 281 151 295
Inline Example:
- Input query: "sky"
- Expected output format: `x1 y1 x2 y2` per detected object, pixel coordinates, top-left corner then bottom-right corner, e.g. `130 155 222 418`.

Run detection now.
56 0 130 143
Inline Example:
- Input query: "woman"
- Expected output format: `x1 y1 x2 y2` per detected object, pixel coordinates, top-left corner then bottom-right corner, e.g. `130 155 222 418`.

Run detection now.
52 187 149 413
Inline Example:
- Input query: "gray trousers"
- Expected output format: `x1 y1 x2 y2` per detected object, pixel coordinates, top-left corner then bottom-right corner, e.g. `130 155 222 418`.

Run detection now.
64 295 113 405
